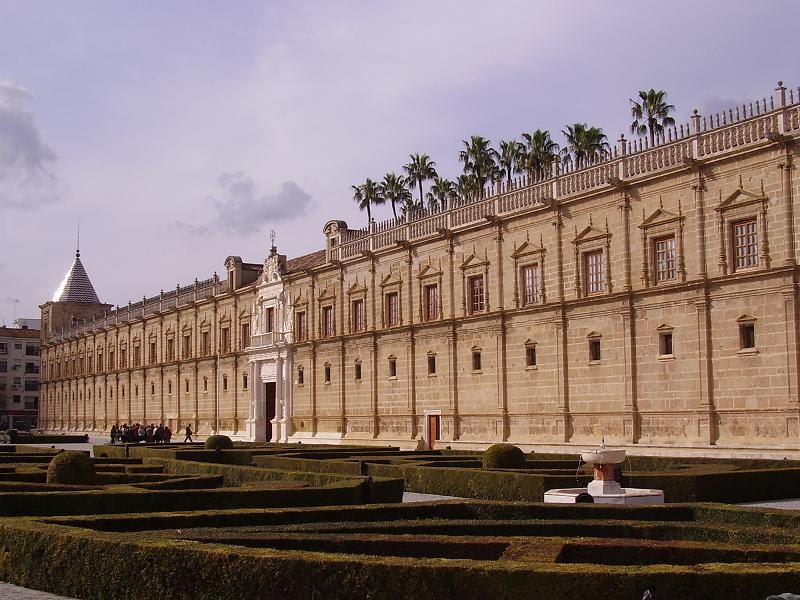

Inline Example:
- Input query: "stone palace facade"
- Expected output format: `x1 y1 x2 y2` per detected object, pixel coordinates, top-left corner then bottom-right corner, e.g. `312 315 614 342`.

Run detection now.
39 83 800 450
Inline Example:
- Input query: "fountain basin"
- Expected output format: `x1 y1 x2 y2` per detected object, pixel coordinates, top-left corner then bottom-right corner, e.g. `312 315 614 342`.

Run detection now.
580 448 627 464
544 487 664 505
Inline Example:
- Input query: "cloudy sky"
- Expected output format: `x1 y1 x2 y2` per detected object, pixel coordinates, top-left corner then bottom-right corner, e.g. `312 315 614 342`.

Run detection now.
0 0 798 323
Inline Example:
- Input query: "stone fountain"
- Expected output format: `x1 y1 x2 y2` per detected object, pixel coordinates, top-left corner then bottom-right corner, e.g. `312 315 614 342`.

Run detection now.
544 441 664 505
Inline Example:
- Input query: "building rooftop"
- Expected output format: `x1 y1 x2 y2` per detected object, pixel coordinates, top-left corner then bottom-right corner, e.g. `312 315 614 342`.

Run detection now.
0 327 40 340
52 251 101 304
286 250 326 274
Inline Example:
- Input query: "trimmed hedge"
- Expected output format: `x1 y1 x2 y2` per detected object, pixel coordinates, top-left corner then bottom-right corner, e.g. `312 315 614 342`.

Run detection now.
3 502 800 599
143 458 403 504
204 435 234 450
46 451 95 485
482 444 526 469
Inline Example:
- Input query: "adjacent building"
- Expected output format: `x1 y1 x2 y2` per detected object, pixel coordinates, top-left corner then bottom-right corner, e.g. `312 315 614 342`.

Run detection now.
39 82 800 451
0 322 41 430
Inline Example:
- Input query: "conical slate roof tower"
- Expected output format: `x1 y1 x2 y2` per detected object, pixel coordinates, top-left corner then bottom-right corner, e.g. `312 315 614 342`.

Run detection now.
52 250 101 304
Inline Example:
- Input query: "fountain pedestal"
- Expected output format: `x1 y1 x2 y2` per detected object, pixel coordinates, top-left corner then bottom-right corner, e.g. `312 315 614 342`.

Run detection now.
544 445 664 505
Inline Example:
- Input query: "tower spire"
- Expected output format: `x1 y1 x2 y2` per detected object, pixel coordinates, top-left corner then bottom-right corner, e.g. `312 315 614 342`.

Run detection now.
76 222 80 258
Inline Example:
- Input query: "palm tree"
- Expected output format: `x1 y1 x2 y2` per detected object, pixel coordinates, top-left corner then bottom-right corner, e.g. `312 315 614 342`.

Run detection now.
498 140 524 187
454 174 479 203
520 129 559 180
426 177 456 211
379 172 411 220
630 89 676 146
403 153 438 206
400 196 423 219
560 123 609 168
459 135 499 198
352 178 383 225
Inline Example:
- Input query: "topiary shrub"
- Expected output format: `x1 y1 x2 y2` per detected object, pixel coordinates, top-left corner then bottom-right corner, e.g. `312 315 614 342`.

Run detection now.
46 451 96 484
482 444 526 469
204 435 234 450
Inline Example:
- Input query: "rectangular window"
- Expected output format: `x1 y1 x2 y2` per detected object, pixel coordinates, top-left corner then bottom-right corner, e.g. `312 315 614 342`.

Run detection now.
266 308 275 333
166 338 175 362
25 345 39 356
243 373 248 390
526 344 537 367
295 311 307 341
654 236 676 283
0 361 7 373
354 361 362 381
222 376 228 392
427 354 436 375
240 323 250 349
468 275 485 314
585 251 605 294
182 335 191 359
297 367 304 385
740 322 756 350
108 350 115 371
352 299 365 332
521 265 539 305
589 339 602 362
0 343 7 355
472 350 482 372
120 348 127 369
733 220 758 270
185 379 189 393
388 357 397 378
324 364 331 383
386 292 399 327
201 332 210 356
203 378 208 392
133 346 141 367
221 328 230 353
424 284 439 321
322 306 334 337
149 342 157 363
659 331 674 356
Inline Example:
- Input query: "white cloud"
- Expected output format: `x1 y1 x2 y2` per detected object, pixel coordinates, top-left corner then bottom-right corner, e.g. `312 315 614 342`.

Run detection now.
0 79 62 209
175 172 313 235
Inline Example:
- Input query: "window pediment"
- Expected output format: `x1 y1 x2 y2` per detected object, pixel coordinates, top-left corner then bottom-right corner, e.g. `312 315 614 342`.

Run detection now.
348 279 368 296
716 185 767 213
380 271 402 289
640 206 683 229
512 237 546 260
586 331 602 339
736 313 757 323
572 223 609 246
460 248 489 271
317 285 336 303
417 261 443 280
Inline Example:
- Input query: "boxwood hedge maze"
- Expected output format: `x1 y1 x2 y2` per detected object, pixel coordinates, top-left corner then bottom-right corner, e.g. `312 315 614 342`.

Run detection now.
0 442 799 599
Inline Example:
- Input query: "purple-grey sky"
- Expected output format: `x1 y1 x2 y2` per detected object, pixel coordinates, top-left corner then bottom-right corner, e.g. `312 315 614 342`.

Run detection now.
1 0 798 323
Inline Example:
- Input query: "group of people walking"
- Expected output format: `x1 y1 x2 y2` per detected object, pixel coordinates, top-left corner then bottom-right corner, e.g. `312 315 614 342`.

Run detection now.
109 422 195 444
110 422 172 444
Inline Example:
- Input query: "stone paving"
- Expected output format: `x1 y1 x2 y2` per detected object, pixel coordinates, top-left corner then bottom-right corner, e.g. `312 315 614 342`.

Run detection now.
0 583 76 600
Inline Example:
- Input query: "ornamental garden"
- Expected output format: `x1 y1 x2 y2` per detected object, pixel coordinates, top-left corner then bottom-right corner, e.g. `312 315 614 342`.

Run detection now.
0 441 799 599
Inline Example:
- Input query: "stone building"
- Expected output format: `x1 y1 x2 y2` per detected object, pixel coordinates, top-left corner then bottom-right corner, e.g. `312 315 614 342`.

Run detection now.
39 250 257 437
40 82 800 450
0 323 41 430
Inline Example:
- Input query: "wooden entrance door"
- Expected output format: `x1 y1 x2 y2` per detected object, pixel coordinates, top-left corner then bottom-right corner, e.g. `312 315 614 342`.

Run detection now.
265 382 276 441
427 415 440 449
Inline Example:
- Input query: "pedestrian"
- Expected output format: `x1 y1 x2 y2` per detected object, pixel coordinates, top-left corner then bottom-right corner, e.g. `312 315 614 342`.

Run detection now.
184 424 193 443
164 425 172 444
110 424 118 444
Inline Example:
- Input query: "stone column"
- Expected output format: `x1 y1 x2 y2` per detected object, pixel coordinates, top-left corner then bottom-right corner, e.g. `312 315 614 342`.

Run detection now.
694 294 716 445
780 157 795 266
620 304 639 443
620 194 632 291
